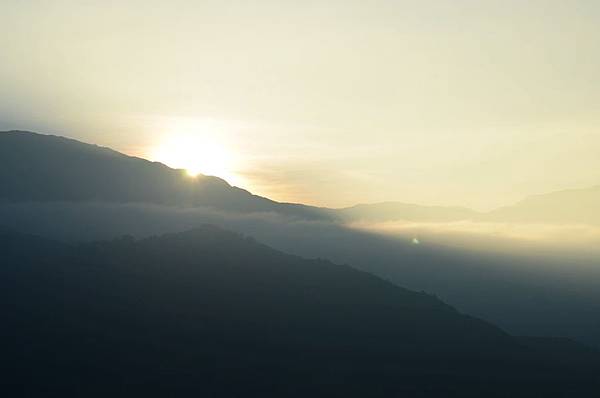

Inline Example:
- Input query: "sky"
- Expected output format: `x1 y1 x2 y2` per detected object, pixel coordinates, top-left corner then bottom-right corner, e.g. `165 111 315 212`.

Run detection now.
2 0 600 210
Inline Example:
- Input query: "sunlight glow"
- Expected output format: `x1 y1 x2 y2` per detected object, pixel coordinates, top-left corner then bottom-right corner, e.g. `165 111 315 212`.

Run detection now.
150 119 242 186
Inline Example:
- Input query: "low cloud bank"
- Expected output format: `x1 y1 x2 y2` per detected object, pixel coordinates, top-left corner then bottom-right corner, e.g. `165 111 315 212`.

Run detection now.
348 220 600 257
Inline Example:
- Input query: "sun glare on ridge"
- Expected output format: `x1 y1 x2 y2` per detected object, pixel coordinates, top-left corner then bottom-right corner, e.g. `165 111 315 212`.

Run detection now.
150 119 243 186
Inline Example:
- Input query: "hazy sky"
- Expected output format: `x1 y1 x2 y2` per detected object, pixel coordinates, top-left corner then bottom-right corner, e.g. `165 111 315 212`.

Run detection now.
2 0 600 210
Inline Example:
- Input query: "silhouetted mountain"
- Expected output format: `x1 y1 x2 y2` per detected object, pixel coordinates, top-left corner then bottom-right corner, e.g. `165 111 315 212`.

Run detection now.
337 202 478 222
0 131 492 224
485 185 600 225
0 130 330 220
2 226 598 397
4 130 600 227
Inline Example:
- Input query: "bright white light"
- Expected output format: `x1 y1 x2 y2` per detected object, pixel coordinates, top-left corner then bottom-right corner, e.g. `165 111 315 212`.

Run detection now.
150 118 241 185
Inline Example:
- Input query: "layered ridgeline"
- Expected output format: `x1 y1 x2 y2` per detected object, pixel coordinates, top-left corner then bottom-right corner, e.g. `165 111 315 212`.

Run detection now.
2 130 600 349
2 226 599 397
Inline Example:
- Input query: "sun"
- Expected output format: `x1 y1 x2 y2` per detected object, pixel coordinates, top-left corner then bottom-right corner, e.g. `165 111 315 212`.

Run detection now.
150 129 239 184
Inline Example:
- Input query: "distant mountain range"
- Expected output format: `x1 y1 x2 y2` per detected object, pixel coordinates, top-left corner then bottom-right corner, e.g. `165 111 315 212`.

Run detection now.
1 130 598 225
484 185 600 225
2 226 598 396
335 189 600 225
336 202 478 222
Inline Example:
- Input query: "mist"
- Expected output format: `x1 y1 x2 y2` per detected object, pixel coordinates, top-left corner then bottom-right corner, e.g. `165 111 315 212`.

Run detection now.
2 201 599 347
351 220 600 258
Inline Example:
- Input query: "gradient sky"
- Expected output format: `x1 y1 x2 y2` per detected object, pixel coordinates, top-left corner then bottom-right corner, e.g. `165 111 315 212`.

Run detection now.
2 0 600 210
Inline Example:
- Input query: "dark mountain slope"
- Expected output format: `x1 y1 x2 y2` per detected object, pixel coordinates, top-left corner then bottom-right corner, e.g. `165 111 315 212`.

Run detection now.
1 226 599 397
0 131 329 219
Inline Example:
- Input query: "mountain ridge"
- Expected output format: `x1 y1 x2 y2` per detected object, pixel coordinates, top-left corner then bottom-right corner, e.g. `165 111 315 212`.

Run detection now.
0 130 332 220
4 130 598 225
2 225 599 396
